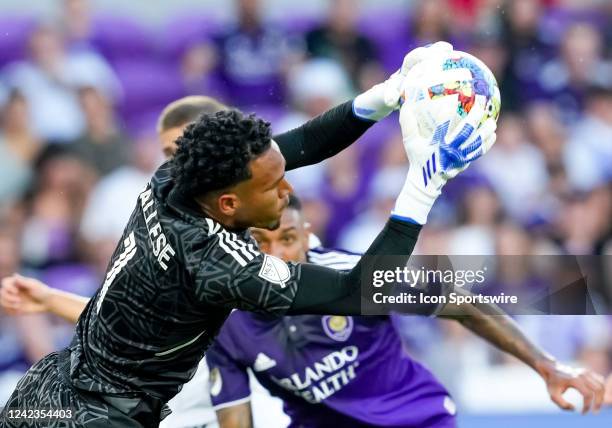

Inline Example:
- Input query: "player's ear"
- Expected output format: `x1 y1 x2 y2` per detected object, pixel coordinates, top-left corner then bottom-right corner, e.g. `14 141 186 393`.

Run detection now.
218 193 240 216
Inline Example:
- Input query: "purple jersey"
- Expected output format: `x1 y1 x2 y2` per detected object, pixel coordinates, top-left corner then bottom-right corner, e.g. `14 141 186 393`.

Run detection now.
206 248 456 428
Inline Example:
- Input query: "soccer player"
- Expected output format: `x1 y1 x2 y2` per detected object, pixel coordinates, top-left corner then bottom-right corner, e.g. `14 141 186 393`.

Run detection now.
0 93 281 428
206 194 607 428
2 42 485 427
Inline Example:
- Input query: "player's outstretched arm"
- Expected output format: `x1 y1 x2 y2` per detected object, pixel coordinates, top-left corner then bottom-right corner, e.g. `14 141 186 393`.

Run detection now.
216 403 253 428
196 93 494 317
289 97 497 315
276 42 453 171
0 273 89 323
438 288 606 414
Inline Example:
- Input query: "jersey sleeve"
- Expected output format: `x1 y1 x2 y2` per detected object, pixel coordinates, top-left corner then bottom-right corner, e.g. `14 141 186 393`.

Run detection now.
206 333 251 409
191 232 300 316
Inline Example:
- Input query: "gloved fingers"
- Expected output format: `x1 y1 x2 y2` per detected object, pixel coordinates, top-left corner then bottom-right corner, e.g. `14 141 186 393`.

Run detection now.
400 41 454 76
457 116 496 151
446 95 487 147
469 118 497 154
399 100 421 142
460 136 483 160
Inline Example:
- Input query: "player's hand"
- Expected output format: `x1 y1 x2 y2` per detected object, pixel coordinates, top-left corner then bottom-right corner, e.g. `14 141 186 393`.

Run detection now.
536 359 606 414
400 94 496 185
0 274 52 315
392 95 496 224
604 374 612 406
353 41 453 121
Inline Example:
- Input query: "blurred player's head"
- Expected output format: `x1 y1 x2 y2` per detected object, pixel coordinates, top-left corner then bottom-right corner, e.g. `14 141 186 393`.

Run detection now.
250 194 310 263
172 110 292 230
157 96 228 158
237 0 261 28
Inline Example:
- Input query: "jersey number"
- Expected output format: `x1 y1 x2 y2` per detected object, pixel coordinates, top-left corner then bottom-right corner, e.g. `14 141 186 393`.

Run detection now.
96 232 137 313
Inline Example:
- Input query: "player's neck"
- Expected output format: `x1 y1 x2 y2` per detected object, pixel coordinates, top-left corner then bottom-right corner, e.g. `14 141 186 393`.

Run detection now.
198 199 241 231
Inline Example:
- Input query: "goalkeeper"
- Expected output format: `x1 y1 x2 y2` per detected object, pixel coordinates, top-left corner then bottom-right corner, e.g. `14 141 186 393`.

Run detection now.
0 42 506 428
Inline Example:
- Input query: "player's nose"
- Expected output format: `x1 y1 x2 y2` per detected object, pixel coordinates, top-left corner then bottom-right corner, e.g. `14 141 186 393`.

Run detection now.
280 178 293 195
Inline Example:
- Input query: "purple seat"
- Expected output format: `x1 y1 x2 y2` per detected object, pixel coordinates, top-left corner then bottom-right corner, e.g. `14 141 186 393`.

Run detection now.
90 14 155 62
122 108 166 138
274 14 323 35
42 264 100 297
160 14 222 60
358 116 399 175
541 7 608 46
246 104 287 125
0 16 36 68
358 9 411 72
112 59 184 122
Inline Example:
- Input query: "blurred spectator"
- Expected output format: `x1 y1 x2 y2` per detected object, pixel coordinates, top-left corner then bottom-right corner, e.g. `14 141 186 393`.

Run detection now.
564 84 612 192
423 318 491 407
215 0 301 107
80 134 160 274
0 91 40 204
469 32 508 83
498 0 552 111
516 315 610 364
60 0 93 48
526 102 567 170
448 184 502 255
556 187 612 255
281 59 353 126
339 165 407 253
20 147 97 268
280 58 370 245
3 24 121 142
478 113 549 222
277 59 346 194
407 0 457 49
538 22 612 123
489 222 552 312
179 41 227 101
305 0 381 91
70 86 131 177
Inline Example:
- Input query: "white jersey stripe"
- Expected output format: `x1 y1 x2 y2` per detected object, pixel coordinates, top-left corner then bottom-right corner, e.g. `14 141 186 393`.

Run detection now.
155 330 206 357
308 251 360 261
222 231 256 261
218 233 247 267
307 249 359 270
97 232 137 313
205 218 221 236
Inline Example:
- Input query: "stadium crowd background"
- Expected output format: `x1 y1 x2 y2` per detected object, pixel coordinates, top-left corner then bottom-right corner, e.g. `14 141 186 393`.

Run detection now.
0 0 610 423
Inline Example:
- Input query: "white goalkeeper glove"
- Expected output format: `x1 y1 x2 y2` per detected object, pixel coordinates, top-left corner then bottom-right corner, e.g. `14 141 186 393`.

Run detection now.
353 41 454 122
392 95 497 224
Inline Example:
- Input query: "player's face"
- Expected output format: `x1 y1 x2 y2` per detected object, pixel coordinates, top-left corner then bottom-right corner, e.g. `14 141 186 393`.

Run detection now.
231 141 293 230
250 208 310 263
159 126 183 159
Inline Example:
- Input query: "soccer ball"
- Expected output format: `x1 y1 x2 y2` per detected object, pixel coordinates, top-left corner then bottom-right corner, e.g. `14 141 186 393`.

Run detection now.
401 50 501 138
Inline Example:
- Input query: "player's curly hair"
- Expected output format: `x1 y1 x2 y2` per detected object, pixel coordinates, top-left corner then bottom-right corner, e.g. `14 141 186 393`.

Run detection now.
172 110 272 197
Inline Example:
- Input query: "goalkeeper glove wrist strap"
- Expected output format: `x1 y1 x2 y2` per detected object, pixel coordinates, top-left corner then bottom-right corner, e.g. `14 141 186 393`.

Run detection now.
391 176 439 225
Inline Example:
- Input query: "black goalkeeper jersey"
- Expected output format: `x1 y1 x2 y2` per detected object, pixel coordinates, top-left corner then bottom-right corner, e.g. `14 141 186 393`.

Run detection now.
69 161 302 401
66 101 375 404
